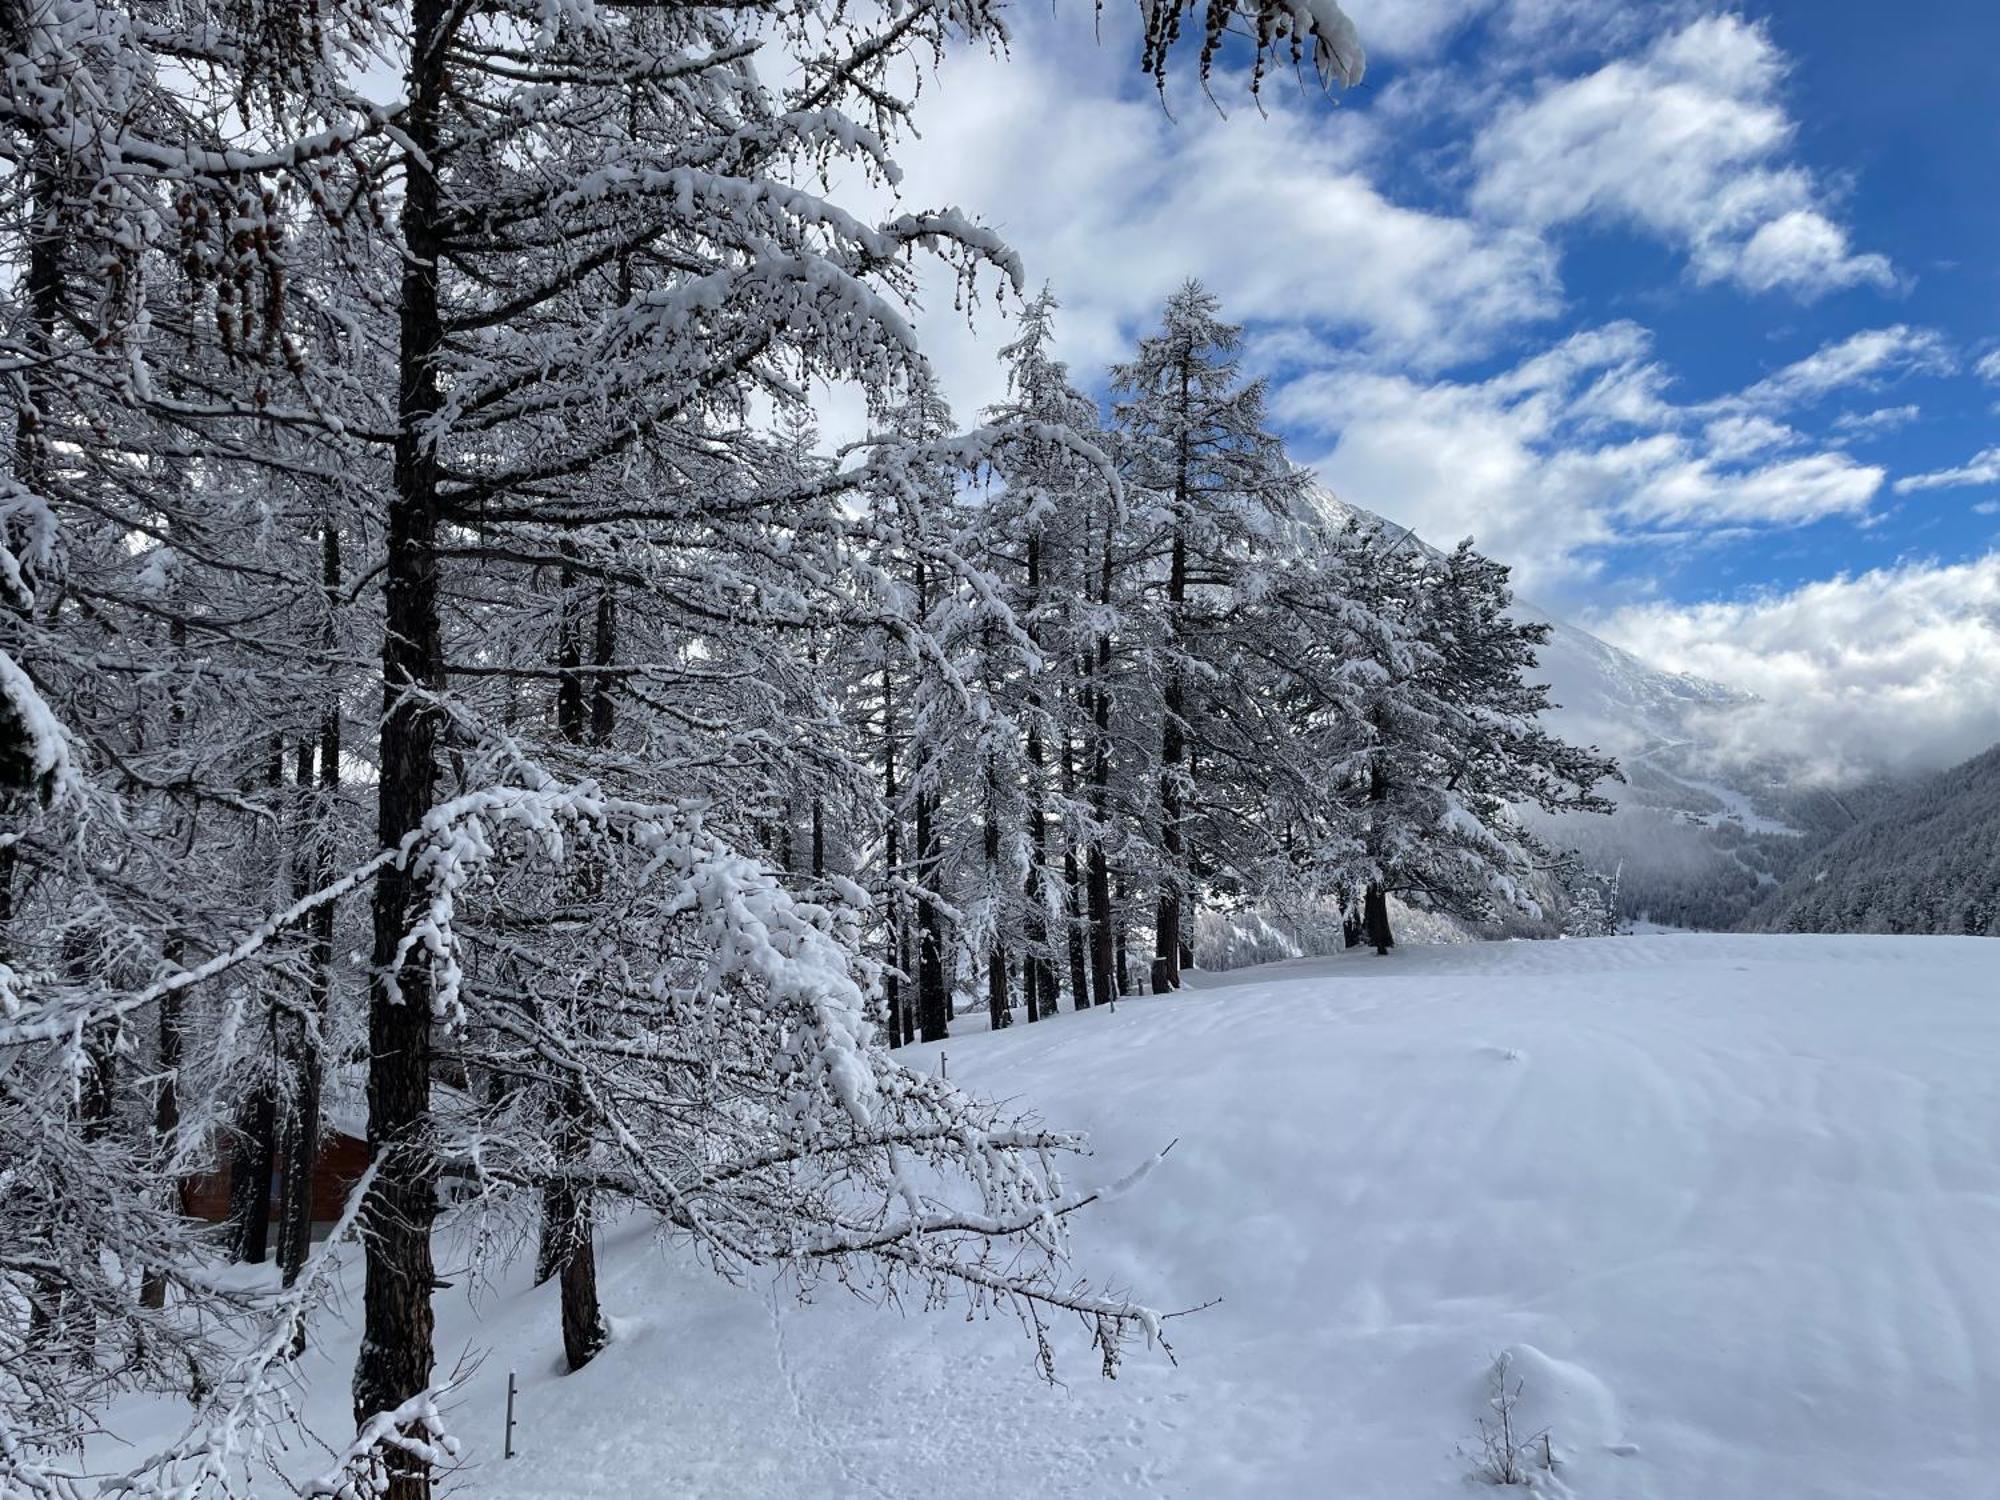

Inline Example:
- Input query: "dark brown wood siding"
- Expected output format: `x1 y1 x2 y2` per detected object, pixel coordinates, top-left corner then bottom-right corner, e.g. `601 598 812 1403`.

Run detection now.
183 1131 369 1226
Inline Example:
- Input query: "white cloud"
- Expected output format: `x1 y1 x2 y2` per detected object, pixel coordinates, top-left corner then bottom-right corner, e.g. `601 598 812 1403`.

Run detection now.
1976 350 2000 383
1733 209 1893 296
1282 321 1885 597
1623 450 1880 527
1702 413 1796 461
1595 555 2000 777
1470 15 1892 298
874 12 1559 426
1894 447 2000 495
1735 326 1952 409
1337 0 1493 60
1832 404 1920 438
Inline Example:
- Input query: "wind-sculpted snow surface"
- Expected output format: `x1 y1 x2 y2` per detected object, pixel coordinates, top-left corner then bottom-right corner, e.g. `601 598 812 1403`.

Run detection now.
97 933 2000 1497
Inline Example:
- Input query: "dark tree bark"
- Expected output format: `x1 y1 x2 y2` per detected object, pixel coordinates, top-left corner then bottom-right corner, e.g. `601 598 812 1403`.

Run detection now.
232 736 288 1267
986 943 1009 1032
1021 535 1055 1021
1364 885 1395 956
880 656 903 1049
1061 728 1090 1011
540 1076 606 1369
912 557 949 1043
1086 512 1117 1010
356 7 450 1487
275 739 318 1279
143 591 192 1309
279 520 342 1289
1114 879 1133 997
983 761 1010 1032
591 584 616 745
1151 358 1192 995
1365 716 1395 957
915 784 950 1042
230 1074 278 1265
535 556 608 1370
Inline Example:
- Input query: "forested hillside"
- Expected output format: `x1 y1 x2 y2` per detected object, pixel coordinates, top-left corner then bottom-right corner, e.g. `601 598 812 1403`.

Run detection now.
1746 745 2000 935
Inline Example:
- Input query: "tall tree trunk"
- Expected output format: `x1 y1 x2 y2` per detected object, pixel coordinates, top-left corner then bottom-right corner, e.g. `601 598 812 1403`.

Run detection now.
986 942 1009 1031
75 969 120 1362
896 913 915 1047
279 520 343 1289
1365 714 1395 957
275 737 319 1280
915 785 949 1042
357 8 449 1488
1364 885 1394 956
143 580 192 1309
1061 728 1089 1011
1114 879 1133 998
536 555 607 1370
533 562 579 1287
984 761 1009 1033
230 1070 278 1265
541 1075 605 1369
912 558 949 1043
232 736 287 1266
880 656 902 1049
1152 357 1192 995
560 580 616 1367
1086 513 1117 1010
1021 536 1054 1021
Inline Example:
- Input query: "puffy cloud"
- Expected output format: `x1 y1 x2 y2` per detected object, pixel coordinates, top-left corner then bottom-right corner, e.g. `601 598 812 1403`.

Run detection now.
1975 350 2000 383
1733 209 1893 297
1470 15 1892 297
1594 556 2000 777
1281 322 1886 596
1623 451 1880 527
1894 448 2000 495
875 10 1558 414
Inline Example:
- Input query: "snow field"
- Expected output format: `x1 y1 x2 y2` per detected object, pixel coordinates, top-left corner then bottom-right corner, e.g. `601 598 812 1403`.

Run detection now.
105 934 2000 1498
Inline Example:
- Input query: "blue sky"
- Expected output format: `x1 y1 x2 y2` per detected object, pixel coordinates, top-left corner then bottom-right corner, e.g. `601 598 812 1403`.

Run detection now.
865 0 2000 773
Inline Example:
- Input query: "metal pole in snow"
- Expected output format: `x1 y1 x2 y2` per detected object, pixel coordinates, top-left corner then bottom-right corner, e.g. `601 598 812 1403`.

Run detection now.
504 1370 517 1460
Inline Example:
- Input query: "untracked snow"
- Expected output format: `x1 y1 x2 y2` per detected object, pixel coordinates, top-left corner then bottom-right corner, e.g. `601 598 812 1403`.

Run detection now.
109 934 2000 1497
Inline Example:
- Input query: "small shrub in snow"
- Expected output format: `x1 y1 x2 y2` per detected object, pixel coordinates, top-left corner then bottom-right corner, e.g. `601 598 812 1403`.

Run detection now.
1466 1352 1556 1488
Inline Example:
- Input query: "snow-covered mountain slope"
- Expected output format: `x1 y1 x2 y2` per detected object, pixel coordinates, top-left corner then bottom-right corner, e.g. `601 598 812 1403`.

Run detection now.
1510 605 1841 926
103 935 2000 1498
1512 606 1747 763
